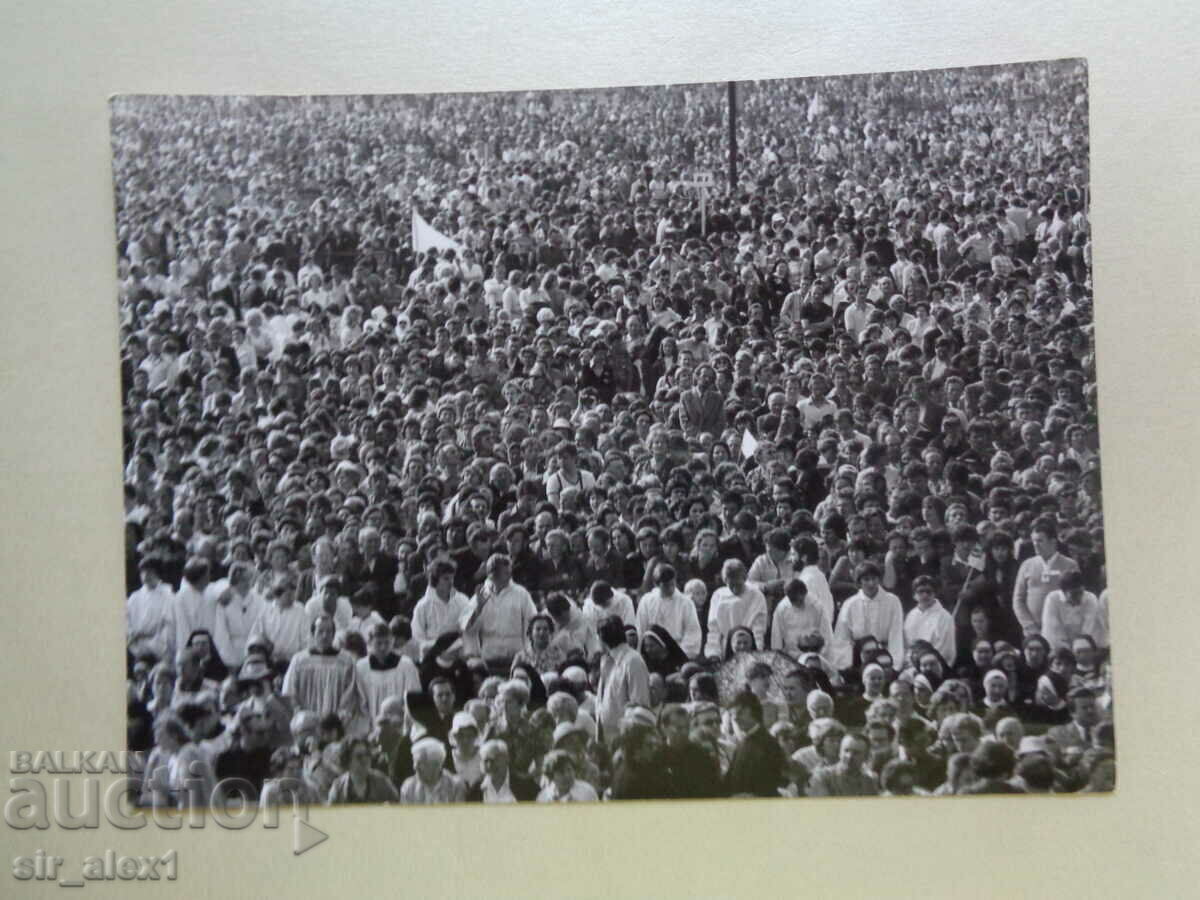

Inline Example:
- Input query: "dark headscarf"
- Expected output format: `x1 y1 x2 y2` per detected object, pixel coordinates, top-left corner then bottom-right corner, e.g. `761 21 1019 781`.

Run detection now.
640 625 688 676
186 628 229 681
722 626 757 661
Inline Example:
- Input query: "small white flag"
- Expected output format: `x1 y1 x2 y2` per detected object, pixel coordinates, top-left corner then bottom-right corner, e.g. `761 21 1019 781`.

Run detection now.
741 429 759 459
411 209 464 255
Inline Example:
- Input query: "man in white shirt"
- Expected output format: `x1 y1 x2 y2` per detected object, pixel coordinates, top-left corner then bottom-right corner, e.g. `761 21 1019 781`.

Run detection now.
247 578 308 667
636 564 702 658
595 615 652 745
705 559 768 658
771 577 834 661
127 557 175 661
1013 517 1079 636
1040 570 1104 651
831 562 905 671
460 554 537 671
172 557 219 657
212 562 264 670
797 373 838 432
411 559 472 655
843 293 873 343
903 575 956 666
581 581 635 629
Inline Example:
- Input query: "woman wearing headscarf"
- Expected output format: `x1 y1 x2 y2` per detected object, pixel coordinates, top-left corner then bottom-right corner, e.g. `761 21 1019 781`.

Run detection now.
975 669 1019 729
640 625 688 677
989 643 1024 705
914 645 950 693
447 711 485 794
185 628 229 682
1022 648 1075 727
722 626 757 661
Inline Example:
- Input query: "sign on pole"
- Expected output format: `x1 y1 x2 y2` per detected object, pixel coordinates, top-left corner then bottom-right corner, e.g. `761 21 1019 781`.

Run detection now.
683 171 715 236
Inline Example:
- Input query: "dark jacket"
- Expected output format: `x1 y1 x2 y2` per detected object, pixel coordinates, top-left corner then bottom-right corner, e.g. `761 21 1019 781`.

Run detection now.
345 552 401 619
725 726 787 798
661 740 724 799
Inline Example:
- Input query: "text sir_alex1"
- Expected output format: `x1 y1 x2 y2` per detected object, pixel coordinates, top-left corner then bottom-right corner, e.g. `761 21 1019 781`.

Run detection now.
13 848 178 883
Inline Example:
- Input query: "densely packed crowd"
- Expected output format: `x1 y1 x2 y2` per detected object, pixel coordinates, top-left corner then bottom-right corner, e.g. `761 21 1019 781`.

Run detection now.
117 59 1114 806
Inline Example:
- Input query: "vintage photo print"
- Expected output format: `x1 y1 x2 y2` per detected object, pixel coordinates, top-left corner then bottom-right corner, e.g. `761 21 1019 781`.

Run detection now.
113 57 1110 807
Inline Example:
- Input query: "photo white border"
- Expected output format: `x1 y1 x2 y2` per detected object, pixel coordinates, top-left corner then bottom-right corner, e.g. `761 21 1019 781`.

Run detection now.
2 2 1199 896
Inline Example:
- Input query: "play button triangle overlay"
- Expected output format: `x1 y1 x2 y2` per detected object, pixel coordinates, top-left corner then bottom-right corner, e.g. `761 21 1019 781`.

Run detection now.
293 816 329 856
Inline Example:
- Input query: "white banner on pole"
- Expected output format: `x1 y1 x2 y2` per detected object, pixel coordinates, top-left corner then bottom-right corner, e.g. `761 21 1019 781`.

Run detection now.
412 209 464 255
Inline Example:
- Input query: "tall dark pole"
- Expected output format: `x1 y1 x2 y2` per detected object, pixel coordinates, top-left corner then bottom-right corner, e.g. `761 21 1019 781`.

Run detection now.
727 81 738 194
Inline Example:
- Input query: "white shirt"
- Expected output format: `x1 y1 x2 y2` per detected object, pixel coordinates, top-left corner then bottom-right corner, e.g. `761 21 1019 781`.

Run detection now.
460 580 537 662
127 582 175 660
544 467 596 509
844 303 872 341
412 586 472 654
212 586 265 669
832 589 905 670
747 553 795 591
482 775 517 804
354 654 421 724
636 588 702 657
904 601 957 666
705 585 768 657
172 579 219 658
797 397 838 430
771 599 834 660
1013 553 1079 634
581 591 636 629
1041 589 1104 651
248 602 309 664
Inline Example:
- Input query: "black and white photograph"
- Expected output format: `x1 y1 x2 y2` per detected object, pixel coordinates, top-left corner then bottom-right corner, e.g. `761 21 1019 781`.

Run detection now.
113 57 1112 808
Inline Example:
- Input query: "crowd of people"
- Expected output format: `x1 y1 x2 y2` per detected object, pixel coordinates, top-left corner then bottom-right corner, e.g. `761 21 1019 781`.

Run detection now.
117 59 1114 806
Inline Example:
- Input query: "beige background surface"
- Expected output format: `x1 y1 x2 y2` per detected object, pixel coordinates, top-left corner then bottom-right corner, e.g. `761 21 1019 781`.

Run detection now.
1 2 1198 897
